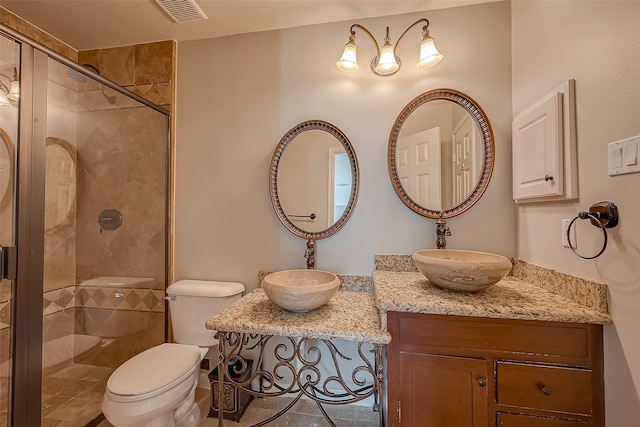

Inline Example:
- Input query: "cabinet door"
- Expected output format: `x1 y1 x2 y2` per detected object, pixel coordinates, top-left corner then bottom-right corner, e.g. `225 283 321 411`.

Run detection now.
512 91 563 200
398 352 489 427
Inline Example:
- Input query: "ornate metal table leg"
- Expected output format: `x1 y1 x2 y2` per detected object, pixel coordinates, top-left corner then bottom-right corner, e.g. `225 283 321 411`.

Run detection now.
375 344 385 427
215 333 386 427
216 331 225 427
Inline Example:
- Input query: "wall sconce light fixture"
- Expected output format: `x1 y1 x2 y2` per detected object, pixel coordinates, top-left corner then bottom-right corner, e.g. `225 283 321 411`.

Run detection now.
336 19 443 77
0 68 19 107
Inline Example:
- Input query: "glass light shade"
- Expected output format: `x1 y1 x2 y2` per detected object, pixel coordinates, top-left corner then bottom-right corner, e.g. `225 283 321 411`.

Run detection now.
418 36 443 68
374 41 399 75
336 41 359 72
0 91 10 107
7 81 19 101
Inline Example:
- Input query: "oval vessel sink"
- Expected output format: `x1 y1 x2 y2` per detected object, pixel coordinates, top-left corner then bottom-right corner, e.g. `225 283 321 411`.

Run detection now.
261 269 340 312
412 249 512 293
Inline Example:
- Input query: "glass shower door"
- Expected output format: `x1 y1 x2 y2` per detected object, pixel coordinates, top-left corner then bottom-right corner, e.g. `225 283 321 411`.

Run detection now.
0 34 19 427
40 57 169 426
0 30 169 424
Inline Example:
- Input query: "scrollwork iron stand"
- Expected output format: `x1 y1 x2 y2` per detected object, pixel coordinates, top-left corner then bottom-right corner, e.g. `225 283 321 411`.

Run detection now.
215 332 385 427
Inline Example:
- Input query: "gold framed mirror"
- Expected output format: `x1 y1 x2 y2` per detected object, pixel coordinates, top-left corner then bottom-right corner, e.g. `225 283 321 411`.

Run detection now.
388 88 494 219
270 120 359 242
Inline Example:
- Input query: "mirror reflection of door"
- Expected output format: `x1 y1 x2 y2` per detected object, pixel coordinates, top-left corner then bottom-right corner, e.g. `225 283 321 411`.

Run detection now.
388 89 494 219
451 115 479 206
279 130 345 233
397 127 442 209
329 149 351 224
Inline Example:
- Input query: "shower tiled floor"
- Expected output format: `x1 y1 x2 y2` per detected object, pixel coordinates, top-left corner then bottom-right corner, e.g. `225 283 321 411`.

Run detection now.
41 363 114 427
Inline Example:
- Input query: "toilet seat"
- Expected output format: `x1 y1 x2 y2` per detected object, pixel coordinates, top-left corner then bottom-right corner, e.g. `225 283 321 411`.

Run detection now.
107 343 202 402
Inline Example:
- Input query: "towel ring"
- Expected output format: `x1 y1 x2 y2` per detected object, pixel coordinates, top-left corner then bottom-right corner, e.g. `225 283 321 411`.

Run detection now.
567 201 618 260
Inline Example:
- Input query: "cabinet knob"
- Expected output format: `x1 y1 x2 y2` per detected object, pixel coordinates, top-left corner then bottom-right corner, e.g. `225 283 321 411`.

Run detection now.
477 378 486 387
544 175 554 181
538 384 552 395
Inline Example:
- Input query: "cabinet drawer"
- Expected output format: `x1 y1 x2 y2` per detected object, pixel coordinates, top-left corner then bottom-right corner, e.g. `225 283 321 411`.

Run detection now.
497 413 587 426
496 362 593 415
395 313 591 361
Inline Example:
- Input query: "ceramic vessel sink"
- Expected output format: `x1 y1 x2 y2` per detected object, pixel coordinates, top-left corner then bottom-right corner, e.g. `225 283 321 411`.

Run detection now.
412 249 512 293
261 269 340 312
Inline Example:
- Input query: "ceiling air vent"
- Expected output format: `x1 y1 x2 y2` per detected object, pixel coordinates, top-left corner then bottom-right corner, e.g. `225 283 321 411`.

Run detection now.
155 0 208 23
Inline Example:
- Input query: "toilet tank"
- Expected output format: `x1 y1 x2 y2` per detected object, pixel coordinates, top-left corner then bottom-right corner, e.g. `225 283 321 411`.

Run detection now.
167 280 244 346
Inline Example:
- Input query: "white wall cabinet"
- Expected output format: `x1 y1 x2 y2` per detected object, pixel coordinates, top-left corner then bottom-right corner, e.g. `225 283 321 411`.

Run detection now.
512 80 577 202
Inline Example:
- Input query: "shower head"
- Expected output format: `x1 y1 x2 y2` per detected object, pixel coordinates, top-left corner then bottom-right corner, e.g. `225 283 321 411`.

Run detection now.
66 68 88 83
79 63 117 106
101 90 117 106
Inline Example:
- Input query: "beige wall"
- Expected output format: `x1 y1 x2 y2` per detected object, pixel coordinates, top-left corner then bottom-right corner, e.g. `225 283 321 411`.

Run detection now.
512 1 640 424
174 3 514 290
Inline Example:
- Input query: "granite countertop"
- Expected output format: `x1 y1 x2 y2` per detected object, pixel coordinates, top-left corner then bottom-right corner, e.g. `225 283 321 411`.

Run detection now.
206 259 611 345
374 270 612 329
206 288 391 345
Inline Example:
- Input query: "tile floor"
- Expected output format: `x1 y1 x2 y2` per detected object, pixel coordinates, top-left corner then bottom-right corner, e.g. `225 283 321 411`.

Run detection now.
38 362 380 427
41 363 114 427
196 389 381 427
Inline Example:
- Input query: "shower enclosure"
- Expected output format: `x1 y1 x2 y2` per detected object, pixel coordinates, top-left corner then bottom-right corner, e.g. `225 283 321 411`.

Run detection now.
0 26 170 426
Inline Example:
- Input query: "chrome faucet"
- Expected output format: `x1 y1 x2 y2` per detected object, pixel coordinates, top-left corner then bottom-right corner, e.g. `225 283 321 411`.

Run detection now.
436 219 452 249
304 239 316 269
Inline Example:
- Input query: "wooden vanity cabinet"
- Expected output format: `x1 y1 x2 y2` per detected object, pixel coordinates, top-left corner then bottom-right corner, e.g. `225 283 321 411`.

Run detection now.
386 312 604 427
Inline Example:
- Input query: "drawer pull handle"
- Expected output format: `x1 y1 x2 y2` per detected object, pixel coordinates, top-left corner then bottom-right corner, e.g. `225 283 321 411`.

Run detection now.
477 378 486 387
538 384 552 396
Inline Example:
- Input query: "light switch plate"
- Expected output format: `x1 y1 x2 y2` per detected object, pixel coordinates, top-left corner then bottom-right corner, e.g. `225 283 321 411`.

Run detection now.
609 135 640 176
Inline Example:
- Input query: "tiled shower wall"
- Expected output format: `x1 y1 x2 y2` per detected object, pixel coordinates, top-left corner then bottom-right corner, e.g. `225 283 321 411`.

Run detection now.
78 41 174 111
44 42 174 366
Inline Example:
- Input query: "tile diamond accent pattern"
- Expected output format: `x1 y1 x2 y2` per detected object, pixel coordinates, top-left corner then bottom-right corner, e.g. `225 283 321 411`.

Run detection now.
125 290 142 309
67 285 166 313
143 291 160 312
92 289 107 308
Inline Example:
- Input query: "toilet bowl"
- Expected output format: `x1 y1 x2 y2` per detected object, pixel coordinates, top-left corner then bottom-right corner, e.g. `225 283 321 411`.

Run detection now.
102 343 204 427
102 280 244 427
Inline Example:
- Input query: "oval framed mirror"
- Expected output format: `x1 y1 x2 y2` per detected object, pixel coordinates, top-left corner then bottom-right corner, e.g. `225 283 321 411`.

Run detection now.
388 88 494 219
270 120 359 240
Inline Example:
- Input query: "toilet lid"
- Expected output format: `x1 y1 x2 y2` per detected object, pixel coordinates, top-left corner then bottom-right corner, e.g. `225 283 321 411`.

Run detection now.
108 343 201 396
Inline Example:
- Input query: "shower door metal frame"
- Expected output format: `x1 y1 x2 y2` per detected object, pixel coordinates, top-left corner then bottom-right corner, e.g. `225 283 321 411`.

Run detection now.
8 38 47 427
1 23 172 427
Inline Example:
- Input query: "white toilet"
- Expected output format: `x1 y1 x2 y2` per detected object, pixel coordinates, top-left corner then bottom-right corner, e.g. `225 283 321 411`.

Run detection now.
102 280 245 427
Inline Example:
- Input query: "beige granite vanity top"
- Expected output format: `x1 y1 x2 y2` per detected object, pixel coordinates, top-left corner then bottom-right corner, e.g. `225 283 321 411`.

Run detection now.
207 259 610 345
206 288 391 345
374 270 612 329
